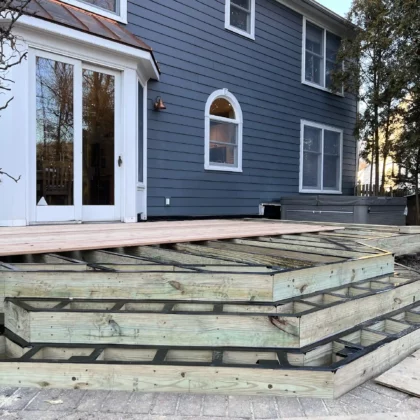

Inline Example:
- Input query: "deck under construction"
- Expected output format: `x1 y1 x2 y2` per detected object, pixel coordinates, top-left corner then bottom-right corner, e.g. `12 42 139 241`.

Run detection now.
1 219 420 398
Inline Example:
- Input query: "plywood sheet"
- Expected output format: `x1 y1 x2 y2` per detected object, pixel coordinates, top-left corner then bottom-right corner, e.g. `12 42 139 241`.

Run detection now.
0 220 343 256
375 350 420 397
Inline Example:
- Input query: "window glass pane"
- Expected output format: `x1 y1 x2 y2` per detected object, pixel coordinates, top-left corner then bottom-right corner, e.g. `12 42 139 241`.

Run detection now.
82 69 115 205
305 52 322 85
324 130 340 155
210 98 236 119
325 60 335 90
306 22 323 55
210 143 237 166
232 0 250 9
138 83 144 183
323 130 341 190
323 155 340 190
302 151 321 189
230 6 250 32
36 57 74 206
303 126 322 152
326 32 341 62
210 120 238 144
81 0 117 13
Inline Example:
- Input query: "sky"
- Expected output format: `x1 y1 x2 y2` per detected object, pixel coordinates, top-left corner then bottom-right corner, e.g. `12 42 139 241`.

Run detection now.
316 0 353 17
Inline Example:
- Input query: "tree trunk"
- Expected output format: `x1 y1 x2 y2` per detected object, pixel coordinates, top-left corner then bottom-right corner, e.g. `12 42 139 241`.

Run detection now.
381 154 388 195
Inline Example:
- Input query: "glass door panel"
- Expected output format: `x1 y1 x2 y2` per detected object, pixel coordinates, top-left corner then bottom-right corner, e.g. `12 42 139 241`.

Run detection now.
82 69 115 206
81 65 120 222
36 57 74 207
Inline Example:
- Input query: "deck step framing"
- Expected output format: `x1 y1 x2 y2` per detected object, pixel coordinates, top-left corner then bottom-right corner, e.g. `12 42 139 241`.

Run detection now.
4 275 420 348
1 303 420 398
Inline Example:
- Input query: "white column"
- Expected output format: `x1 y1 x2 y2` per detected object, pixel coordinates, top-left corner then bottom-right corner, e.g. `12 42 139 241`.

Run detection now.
0 40 29 226
122 67 138 223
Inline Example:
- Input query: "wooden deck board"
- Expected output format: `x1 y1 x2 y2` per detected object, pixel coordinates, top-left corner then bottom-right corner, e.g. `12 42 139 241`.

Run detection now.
375 349 420 397
0 221 343 257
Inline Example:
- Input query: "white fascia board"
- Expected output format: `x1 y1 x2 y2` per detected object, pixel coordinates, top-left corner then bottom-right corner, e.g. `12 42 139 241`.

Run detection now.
15 15 160 81
275 0 356 38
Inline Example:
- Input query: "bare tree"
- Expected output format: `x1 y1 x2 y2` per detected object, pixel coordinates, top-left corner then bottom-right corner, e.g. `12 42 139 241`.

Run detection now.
0 0 31 182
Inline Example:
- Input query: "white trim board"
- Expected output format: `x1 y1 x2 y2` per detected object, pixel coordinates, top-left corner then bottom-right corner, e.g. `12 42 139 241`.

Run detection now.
299 119 343 194
204 88 244 173
59 0 128 24
225 0 256 40
275 0 355 38
14 15 159 81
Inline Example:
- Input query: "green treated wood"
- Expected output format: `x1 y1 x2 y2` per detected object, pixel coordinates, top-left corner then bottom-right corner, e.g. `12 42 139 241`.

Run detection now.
123 246 245 265
0 361 335 398
1 271 274 302
7 276 416 348
171 243 312 268
231 239 370 259
273 254 394 301
199 242 345 264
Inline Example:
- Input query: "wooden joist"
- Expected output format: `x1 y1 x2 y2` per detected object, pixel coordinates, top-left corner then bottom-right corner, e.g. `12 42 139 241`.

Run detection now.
5 277 419 348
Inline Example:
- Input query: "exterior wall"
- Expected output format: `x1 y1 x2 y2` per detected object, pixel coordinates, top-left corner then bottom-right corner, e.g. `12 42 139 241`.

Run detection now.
128 0 357 218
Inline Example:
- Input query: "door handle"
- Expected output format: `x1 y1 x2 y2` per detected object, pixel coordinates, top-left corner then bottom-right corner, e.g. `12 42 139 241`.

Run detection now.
118 156 123 167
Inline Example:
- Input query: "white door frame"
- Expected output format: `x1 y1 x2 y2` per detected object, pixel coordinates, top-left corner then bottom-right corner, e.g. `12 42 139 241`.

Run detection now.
29 49 82 223
81 63 122 222
29 49 123 223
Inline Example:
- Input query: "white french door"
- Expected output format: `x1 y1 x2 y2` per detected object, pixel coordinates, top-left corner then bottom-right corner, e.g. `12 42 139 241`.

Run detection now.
30 49 121 223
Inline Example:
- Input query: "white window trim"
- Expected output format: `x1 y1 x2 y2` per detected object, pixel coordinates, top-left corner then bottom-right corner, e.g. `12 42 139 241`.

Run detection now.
205 89 243 173
302 17 344 96
299 120 343 194
60 0 127 24
225 0 256 40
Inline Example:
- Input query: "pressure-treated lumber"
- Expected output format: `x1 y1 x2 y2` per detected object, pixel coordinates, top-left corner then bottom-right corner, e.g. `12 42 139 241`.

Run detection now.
1 305 420 398
375 349 420 397
361 234 420 256
6 278 419 347
334 325 420 397
230 239 373 259
0 220 344 257
0 254 394 303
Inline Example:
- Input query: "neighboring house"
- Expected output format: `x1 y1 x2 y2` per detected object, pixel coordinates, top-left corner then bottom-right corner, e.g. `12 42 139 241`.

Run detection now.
0 0 357 226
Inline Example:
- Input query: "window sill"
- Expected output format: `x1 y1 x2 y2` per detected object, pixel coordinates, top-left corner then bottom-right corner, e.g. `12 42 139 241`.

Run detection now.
225 25 255 41
205 164 243 173
299 189 342 194
60 0 127 24
301 80 344 97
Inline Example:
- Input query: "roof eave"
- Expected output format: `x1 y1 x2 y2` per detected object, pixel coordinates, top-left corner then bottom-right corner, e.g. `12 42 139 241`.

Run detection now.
275 0 357 37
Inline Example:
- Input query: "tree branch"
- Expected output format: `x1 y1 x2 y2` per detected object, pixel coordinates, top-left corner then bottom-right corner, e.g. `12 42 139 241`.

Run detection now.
0 168 21 182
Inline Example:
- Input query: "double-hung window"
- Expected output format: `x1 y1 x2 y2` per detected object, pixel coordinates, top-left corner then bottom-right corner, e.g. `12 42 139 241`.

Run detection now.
225 0 256 40
61 0 127 23
303 18 342 92
300 121 343 193
205 89 243 172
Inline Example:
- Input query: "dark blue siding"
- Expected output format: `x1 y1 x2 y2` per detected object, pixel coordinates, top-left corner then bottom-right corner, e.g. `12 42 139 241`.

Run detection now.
127 0 357 217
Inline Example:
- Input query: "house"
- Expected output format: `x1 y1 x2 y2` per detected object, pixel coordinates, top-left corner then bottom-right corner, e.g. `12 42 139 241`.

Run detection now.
0 0 357 226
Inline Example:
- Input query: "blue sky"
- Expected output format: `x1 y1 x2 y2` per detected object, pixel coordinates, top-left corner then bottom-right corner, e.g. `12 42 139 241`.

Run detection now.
316 0 353 17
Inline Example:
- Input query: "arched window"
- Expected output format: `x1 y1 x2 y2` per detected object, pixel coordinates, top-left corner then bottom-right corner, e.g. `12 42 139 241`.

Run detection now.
205 89 243 172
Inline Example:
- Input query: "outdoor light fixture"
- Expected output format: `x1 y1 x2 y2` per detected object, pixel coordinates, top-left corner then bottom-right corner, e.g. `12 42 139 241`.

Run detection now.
154 96 166 111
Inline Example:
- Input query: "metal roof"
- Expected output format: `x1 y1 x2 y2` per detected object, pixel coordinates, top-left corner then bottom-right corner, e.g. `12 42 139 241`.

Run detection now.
15 0 159 70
